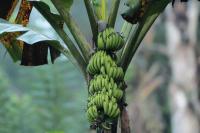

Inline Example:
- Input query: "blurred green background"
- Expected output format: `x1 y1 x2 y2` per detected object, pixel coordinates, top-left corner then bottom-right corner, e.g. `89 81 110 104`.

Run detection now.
0 1 200 133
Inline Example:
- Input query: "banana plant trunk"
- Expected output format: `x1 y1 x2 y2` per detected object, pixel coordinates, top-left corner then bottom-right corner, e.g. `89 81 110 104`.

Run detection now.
120 107 131 133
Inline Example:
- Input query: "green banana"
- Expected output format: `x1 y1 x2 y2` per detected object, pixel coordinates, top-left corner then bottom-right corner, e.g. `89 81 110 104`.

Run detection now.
97 28 124 52
113 89 123 100
103 101 109 114
92 106 98 117
87 107 95 119
110 103 118 118
87 110 94 122
107 102 114 116
98 33 104 49
113 108 120 118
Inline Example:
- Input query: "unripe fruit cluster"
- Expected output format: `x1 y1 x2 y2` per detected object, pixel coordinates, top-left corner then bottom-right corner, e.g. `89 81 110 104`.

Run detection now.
86 28 125 128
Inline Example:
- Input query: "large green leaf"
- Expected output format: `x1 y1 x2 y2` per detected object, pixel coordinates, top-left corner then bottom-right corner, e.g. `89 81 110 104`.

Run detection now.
0 19 72 65
0 18 57 44
32 1 88 74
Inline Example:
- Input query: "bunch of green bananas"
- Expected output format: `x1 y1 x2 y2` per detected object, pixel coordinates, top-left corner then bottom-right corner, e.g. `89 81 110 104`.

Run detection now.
87 51 116 75
87 94 120 121
103 98 120 118
87 105 98 123
87 51 124 80
86 28 125 128
103 63 124 81
87 96 120 122
97 28 124 51
87 93 109 108
88 75 123 100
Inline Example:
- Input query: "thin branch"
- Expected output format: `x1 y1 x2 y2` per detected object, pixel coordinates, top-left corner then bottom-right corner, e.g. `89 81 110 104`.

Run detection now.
51 0 92 63
33 2 87 78
84 0 98 43
108 0 121 28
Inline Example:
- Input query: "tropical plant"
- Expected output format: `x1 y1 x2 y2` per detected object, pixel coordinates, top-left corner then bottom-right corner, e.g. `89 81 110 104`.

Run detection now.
0 0 187 132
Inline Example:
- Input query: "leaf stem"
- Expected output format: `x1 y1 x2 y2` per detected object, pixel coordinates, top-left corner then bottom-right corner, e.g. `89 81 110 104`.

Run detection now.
117 21 133 61
51 0 93 63
108 0 121 28
33 2 87 78
119 1 170 72
84 0 98 43
101 0 107 20
120 15 158 72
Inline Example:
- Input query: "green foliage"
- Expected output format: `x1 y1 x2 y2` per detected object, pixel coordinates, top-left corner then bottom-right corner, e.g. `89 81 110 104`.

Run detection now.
0 69 36 133
5 95 36 133
0 61 88 133
0 69 11 133
17 62 87 133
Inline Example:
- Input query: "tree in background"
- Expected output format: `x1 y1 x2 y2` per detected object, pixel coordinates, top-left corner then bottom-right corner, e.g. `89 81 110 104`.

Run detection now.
166 1 200 133
125 1 200 133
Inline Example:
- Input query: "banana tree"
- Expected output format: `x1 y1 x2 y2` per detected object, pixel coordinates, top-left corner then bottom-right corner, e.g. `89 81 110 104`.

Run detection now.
0 0 183 132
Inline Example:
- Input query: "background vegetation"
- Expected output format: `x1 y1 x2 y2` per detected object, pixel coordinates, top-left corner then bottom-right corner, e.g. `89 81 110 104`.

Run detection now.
0 1 200 133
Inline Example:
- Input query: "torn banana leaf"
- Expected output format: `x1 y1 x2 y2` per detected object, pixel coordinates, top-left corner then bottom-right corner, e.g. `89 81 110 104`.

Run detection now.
19 0 61 65
0 0 32 62
0 0 21 61
0 0 61 65
21 41 61 66
21 42 49 66
0 33 23 61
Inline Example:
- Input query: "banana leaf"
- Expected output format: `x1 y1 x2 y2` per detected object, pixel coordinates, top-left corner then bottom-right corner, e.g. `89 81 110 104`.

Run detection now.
19 0 61 65
21 42 48 66
0 0 30 62
0 0 60 65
